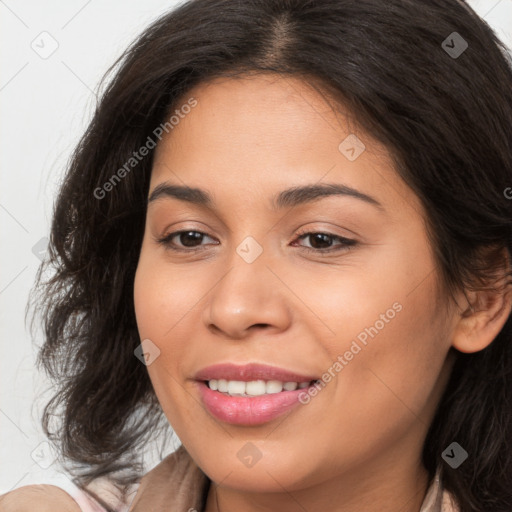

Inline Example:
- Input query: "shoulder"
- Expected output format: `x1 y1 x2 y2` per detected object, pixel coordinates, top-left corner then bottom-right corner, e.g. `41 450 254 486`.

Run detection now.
0 484 82 512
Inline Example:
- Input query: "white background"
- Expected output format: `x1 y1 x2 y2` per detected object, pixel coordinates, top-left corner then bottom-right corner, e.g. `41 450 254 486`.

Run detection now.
1 0 511 495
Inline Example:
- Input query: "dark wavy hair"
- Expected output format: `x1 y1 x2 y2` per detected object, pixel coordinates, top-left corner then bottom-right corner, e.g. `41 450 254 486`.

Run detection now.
27 0 512 510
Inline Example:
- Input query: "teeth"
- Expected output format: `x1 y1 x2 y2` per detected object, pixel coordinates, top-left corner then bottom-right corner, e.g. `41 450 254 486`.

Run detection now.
207 379 312 396
246 380 266 396
227 380 246 395
266 380 283 394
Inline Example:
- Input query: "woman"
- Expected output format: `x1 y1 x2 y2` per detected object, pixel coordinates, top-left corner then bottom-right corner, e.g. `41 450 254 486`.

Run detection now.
2 0 512 511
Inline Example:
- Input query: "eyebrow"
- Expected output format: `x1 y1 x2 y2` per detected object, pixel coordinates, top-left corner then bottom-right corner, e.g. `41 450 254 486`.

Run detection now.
147 182 384 211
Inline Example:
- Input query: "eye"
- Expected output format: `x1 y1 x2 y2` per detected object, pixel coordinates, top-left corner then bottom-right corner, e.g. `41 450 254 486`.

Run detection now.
292 231 357 253
156 230 218 251
155 229 357 254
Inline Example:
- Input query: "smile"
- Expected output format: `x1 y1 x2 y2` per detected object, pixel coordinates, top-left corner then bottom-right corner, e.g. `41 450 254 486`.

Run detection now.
207 378 316 396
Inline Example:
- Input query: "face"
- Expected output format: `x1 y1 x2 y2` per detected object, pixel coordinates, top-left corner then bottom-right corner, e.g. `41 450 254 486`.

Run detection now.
133 73 457 494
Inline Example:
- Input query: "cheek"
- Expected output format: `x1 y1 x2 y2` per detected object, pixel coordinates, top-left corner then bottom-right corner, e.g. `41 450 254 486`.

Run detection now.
133 246 212 419
326 276 448 444
133 250 182 388
133 248 205 340
311 242 447 429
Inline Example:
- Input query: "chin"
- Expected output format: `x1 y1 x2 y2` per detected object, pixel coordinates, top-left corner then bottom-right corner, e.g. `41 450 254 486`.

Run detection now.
198 449 316 493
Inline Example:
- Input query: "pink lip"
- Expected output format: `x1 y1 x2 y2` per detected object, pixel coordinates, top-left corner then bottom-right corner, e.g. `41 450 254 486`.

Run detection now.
194 363 317 382
197 381 316 425
194 363 319 426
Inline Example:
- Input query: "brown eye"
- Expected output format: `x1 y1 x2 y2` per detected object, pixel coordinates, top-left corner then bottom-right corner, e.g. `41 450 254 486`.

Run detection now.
293 232 357 253
156 230 218 251
175 231 205 247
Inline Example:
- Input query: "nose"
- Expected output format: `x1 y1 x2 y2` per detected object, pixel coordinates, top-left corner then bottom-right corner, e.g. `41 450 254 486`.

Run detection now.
202 252 292 340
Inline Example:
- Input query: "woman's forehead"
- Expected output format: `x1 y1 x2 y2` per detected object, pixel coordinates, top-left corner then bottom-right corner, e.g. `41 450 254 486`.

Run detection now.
149 74 420 219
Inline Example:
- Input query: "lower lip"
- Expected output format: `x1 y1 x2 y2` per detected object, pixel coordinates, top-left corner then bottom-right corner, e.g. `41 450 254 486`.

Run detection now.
197 381 311 426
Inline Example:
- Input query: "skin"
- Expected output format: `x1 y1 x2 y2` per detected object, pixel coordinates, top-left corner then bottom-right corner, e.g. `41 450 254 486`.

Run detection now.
133 73 511 512
0 484 81 511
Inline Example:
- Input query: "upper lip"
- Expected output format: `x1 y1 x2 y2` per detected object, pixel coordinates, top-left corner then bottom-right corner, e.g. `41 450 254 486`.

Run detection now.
194 363 318 383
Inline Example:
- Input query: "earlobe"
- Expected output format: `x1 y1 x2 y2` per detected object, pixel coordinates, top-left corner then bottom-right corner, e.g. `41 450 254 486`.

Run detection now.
451 279 512 354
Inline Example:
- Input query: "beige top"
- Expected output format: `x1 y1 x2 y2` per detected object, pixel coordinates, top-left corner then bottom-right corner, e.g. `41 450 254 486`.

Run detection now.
121 445 460 512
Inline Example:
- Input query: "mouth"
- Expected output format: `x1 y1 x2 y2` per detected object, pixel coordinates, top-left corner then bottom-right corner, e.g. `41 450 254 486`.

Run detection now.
194 363 321 426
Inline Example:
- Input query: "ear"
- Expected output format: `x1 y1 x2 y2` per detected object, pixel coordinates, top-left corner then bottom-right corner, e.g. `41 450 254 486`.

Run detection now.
451 249 512 354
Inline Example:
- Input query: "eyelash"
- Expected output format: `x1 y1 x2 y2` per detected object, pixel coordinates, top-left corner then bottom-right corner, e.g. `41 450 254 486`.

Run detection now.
155 229 357 254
